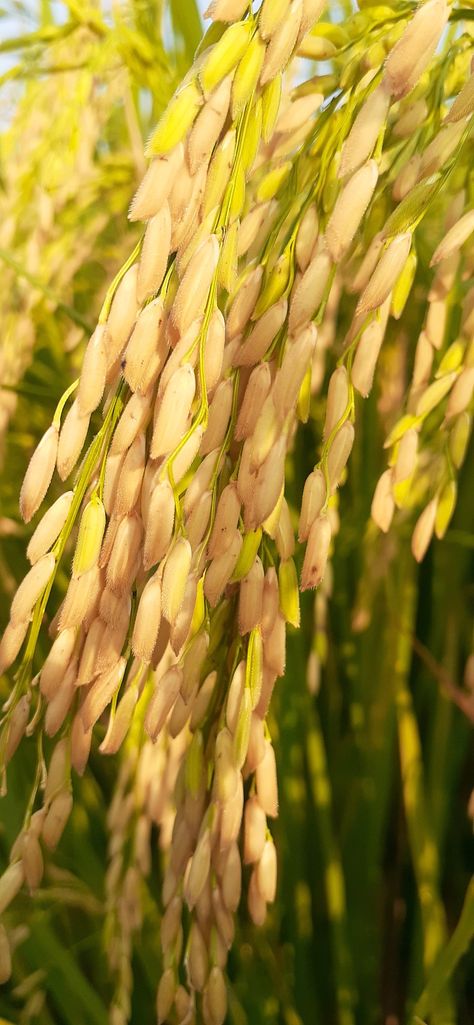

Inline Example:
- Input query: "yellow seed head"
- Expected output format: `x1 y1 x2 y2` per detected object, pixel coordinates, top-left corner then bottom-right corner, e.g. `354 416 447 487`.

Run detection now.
261 74 283 141
253 248 292 319
232 528 263 582
289 247 332 331
257 160 292 202
324 366 349 440
151 363 196 460
384 0 449 100
42 790 74 849
20 424 59 524
10 552 55 627
172 235 220 336
205 0 248 20
357 233 412 316
146 80 203 156
77 326 107 416
391 250 417 320
137 204 172 305
200 21 254 96
162 538 192 625
260 0 302 85
260 0 291 40
278 558 300 627
238 557 264 635
204 530 243 607
256 837 278 903
326 160 378 262
430 210 474 267
445 72 474 123
27 491 73 565
0 619 30 675
301 514 331 590
235 298 287 366
203 129 236 216
339 83 390 179
105 263 139 367
129 145 183 222
415 372 456 419
449 412 471 469
371 469 395 534
0 862 24 916
73 496 106 577
412 498 437 563
232 34 266 118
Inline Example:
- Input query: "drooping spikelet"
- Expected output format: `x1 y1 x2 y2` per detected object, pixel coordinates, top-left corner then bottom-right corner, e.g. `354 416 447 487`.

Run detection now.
19 425 59 523
2 0 472 1016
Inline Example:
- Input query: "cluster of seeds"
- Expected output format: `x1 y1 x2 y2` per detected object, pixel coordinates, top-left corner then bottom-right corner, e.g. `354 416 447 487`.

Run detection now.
1 0 473 1020
0 29 154 453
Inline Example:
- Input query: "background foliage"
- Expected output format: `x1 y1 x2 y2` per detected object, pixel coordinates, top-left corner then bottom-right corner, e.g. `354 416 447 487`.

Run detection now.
0 2 472 1024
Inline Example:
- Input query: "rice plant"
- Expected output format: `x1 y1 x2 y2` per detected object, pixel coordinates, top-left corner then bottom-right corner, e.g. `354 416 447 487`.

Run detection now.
0 1 473 1023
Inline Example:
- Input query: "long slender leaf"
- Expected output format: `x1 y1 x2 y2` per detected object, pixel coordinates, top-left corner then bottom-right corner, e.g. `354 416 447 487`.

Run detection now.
169 0 201 58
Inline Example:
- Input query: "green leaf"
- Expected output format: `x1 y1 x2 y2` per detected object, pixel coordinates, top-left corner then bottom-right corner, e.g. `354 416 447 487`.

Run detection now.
26 918 108 1025
169 0 202 60
413 879 474 1021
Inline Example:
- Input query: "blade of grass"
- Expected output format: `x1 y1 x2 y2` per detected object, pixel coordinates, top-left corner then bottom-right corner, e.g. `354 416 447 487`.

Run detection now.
412 878 474 1022
391 556 456 1025
340 571 399 1022
276 628 323 1025
169 0 201 59
306 705 357 1025
25 917 108 1025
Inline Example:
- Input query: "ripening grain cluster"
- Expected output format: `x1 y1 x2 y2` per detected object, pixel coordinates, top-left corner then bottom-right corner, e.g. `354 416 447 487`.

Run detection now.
0 0 473 1022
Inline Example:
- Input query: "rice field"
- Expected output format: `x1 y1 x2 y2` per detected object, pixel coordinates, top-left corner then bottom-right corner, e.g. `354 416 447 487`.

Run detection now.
0 2 473 1023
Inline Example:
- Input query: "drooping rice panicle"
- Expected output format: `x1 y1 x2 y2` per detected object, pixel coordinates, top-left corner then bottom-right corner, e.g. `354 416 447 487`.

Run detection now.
1 2 473 1021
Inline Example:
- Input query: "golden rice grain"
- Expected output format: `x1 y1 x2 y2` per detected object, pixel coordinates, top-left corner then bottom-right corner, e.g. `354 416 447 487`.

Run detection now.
411 497 438 563
384 0 449 100
42 790 73 849
27 491 73 564
57 400 90 481
10 552 55 627
151 363 196 459
0 619 30 675
260 0 302 85
189 76 232 173
326 160 378 262
339 84 390 179
20 424 59 524
205 0 249 20
106 264 139 366
356 233 411 316
0 862 24 916
172 236 220 335
137 204 172 305
77 326 107 416
288 247 331 331
129 145 184 222
235 298 287 365
235 364 272 441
